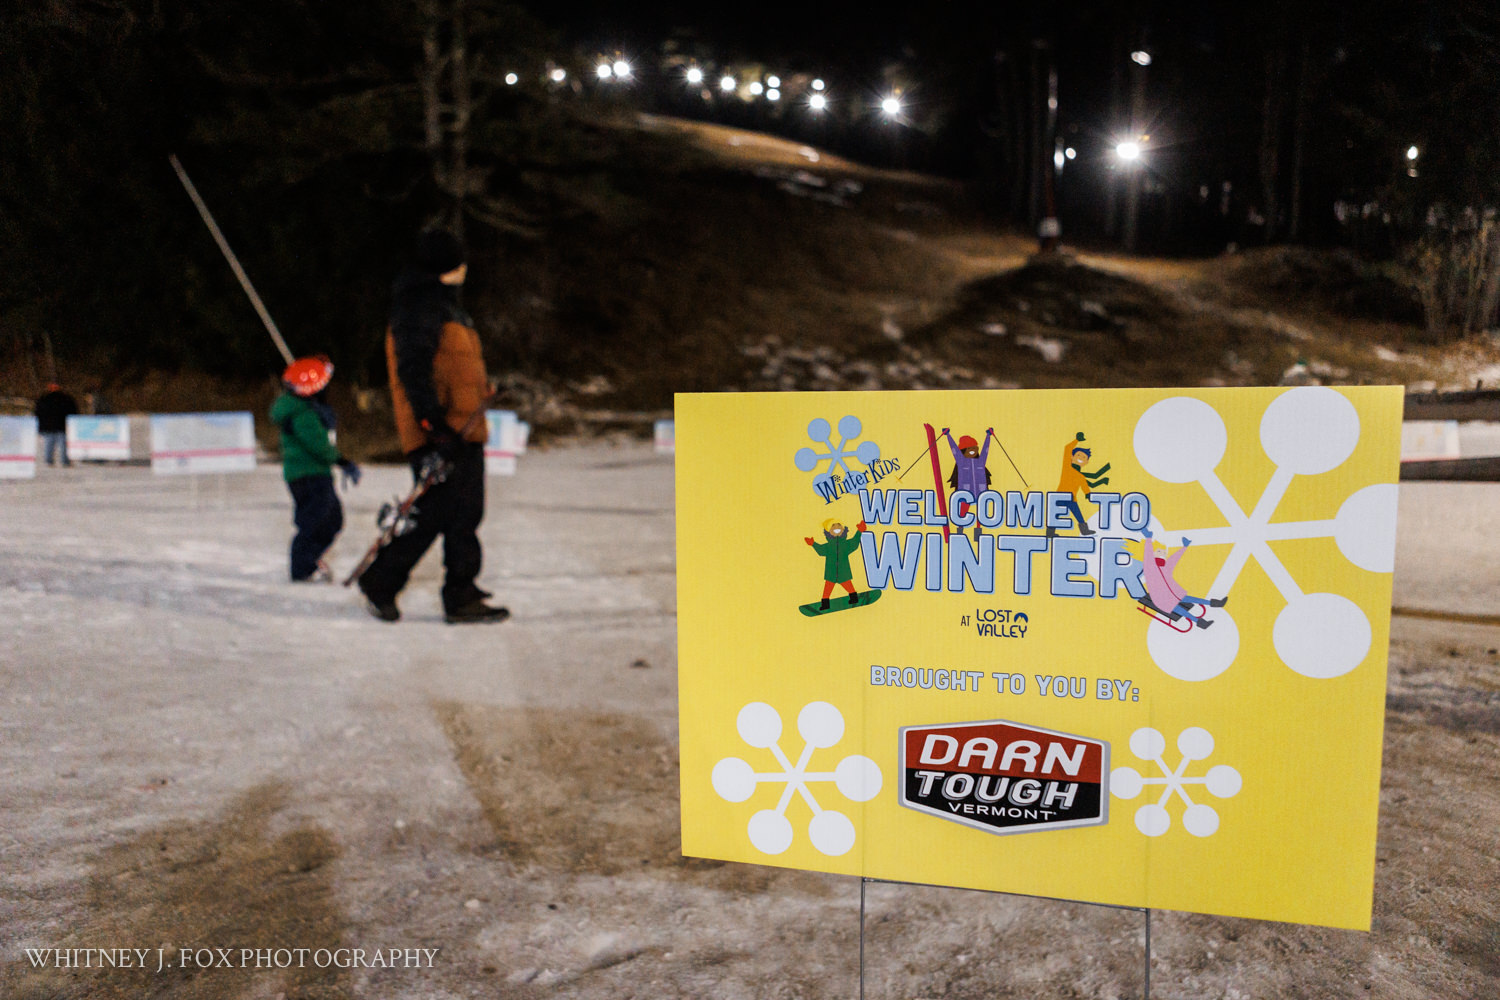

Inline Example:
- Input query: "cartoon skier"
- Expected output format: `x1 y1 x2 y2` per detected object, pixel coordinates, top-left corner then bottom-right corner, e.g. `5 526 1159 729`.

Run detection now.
1139 527 1228 629
1047 431 1111 537
802 519 880 616
942 428 993 520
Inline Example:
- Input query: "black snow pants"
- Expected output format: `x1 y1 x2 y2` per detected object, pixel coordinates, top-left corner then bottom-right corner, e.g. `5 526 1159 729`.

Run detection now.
287 473 343 580
357 441 486 612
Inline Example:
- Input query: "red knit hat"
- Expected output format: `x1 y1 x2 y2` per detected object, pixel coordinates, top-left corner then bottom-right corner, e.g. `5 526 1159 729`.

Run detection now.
958 435 979 450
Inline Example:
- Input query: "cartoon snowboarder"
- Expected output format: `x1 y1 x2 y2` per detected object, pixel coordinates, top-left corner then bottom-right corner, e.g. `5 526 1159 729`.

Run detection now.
1139 527 1228 629
801 519 880 616
1047 431 1111 537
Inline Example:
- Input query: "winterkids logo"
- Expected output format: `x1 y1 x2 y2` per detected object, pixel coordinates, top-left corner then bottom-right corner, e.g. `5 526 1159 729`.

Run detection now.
815 457 901 503
900 720 1109 834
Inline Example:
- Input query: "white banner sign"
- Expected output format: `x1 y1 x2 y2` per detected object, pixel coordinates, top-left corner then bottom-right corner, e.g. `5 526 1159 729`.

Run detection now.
484 410 529 476
0 415 38 479
67 414 132 461
654 419 676 454
1400 420 1460 461
150 412 256 474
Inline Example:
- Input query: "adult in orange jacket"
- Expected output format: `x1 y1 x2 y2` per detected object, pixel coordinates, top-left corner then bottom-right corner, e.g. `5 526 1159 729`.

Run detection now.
357 228 508 624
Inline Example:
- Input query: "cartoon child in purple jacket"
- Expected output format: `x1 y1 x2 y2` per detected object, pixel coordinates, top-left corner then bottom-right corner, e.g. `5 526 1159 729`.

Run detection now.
942 428 993 519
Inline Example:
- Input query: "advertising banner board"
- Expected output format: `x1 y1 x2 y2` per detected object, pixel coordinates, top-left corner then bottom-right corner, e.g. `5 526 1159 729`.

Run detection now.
150 412 256 474
66 414 132 461
1400 420 1460 461
655 419 676 454
0 415 39 478
676 386 1403 930
484 410 529 476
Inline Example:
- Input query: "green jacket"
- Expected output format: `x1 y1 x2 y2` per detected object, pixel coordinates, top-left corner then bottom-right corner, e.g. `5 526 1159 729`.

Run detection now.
812 529 863 584
270 392 341 482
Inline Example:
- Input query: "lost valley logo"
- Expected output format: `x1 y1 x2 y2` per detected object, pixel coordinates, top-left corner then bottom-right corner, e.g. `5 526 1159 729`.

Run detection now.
899 720 1109 835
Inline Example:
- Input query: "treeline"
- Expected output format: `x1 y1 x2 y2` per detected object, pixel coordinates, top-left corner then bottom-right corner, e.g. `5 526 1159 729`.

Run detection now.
1 0 632 387
5 1 1500 390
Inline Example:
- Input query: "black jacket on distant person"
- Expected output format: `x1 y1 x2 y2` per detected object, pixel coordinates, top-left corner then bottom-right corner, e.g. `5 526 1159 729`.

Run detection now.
34 390 79 433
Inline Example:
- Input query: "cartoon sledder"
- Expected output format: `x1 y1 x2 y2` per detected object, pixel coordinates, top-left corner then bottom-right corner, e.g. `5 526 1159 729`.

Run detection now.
801 519 882 617
1047 431 1111 538
1138 527 1228 630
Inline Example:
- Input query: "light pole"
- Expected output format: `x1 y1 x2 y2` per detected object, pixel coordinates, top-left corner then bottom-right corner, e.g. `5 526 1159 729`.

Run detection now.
1122 45 1149 252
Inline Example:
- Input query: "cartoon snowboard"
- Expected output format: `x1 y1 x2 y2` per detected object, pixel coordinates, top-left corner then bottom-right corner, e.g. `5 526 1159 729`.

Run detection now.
799 589 883 618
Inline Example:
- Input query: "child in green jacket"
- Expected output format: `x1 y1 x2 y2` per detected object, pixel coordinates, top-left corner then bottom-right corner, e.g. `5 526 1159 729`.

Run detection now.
270 357 360 582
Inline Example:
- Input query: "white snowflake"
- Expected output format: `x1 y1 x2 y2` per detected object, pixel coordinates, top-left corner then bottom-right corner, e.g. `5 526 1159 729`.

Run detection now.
711 701 882 857
1110 726 1242 837
1093 387 1397 682
793 416 881 496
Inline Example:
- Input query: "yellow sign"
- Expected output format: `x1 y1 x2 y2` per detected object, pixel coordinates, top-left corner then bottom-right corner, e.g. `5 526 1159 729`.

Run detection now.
676 387 1402 930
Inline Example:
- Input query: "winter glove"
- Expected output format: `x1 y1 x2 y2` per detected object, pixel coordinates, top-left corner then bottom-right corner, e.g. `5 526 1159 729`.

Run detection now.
420 418 462 461
336 458 361 488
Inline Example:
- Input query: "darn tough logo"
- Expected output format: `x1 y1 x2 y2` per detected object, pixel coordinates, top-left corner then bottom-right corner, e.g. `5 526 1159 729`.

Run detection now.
899 720 1109 835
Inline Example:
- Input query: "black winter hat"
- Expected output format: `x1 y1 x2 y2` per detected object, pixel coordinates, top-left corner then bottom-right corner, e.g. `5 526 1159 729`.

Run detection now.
416 228 466 274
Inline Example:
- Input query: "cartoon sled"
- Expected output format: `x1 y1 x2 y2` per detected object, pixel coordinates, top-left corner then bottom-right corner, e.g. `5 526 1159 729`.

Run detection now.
1137 597 1194 633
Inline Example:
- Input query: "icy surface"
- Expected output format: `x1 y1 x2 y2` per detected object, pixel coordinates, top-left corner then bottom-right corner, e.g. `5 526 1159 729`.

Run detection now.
1 447 1497 999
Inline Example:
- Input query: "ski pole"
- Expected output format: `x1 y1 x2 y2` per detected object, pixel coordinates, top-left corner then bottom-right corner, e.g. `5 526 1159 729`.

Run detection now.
897 441 932 482
988 429 1030 490
168 154 295 366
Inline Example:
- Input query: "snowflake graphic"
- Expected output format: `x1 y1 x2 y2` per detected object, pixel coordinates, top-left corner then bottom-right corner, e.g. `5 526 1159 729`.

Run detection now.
793 416 881 497
711 701 882 857
1088 387 1397 682
1110 726 1242 838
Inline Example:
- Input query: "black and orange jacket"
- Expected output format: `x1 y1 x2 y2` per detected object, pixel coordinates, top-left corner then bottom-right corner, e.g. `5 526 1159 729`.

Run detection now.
385 270 489 455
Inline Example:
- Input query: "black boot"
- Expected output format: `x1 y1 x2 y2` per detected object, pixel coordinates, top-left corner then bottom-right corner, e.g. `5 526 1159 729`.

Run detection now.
445 599 511 624
1209 595 1228 608
847 591 859 606
358 577 400 622
819 597 830 611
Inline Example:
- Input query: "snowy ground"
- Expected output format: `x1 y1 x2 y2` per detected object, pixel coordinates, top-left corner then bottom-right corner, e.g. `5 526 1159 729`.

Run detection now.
1 444 1497 999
